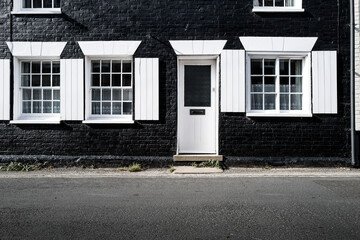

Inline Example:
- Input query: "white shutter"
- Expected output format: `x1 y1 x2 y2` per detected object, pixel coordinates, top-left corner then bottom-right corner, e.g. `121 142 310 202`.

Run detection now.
0 59 10 120
312 51 338 114
60 59 84 120
221 50 246 112
135 58 159 120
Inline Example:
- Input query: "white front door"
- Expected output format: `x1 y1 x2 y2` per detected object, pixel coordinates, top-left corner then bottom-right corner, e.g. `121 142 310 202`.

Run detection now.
178 60 217 154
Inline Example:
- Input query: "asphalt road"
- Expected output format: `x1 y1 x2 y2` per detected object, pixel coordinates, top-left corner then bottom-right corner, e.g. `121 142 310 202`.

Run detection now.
0 176 360 240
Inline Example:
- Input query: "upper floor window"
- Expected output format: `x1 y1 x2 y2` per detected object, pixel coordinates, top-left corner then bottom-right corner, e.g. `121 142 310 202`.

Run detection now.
23 0 60 9
253 0 303 12
12 0 61 14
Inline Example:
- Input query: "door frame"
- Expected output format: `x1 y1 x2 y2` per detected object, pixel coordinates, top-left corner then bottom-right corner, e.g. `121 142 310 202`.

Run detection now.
176 56 219 155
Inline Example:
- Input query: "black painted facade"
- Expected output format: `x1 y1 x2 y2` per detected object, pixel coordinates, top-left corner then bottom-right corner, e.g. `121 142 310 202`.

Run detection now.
0 0 352 165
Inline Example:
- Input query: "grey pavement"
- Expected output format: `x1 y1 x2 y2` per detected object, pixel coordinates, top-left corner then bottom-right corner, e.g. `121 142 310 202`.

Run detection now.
0 168 360 240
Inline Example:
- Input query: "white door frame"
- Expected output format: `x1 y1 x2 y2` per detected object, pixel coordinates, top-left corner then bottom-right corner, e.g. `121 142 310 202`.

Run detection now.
176 56 219 155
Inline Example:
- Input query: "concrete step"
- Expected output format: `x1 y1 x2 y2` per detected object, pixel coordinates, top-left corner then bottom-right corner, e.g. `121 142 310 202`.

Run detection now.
173 155 223 162
172 166 223 174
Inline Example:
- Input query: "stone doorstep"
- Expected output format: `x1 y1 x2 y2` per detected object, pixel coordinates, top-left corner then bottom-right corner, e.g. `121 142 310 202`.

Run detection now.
173 166 223 174
173 155 223 162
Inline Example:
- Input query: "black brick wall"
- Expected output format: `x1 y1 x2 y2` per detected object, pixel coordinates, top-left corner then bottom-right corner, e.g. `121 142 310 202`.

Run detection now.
0 0 351 162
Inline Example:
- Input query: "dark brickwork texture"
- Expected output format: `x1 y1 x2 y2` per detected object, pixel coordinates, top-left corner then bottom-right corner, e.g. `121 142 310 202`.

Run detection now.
0 0 351 162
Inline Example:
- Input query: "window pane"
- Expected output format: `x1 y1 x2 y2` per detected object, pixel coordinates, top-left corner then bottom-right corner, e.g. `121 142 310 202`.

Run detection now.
43 101 52 113
42 62 51 73
33 89 42 100
264 59 275 75
23 0 31 8
32 75 41 87
23 102 31 113
112 89 121 101
102 102 111 115
184 65 211 107
101 74 110 86
52 75 60 87
43 89 52 100
52 62 60 73
251 94 263 110
33 0 42 8
21 75 30 87
291 94 302 110
291 60 302 75
123 61 132 72
264 94 276 110
23 89 31 100
53 102 60 113
112 61 121 72
32 62 41 73
102 89 111 101
253 0 262 6
92 74 100 86
22 62 30 73
280 77 289 92
275 0 284 6
123 89 132 101
43 0 52 8
285 0 294 6
92 61 100 72
280 94 289 110
123 102 132 115
42 75 51 86
92 102 100 115
112 102 122 115
54 0 60 8
53 90 60 100
122 74 132 87
280 59 289 75
112 74 121 86
251 77 263 92
101 61 111 72
264 0 273 6
33 101 42 113
251 59 262 75
92 89 100 101
291 77 302 92
264 77 275 92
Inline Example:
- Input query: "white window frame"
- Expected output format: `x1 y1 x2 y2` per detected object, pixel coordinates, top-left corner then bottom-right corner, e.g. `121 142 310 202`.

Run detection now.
83 57 134 124
12 0 61 14
12 57 61 124
246 52 312 117
252 0 304 12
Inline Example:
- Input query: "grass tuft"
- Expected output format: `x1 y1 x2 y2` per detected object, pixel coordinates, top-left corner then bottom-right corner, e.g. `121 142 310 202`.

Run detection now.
169 166 176 173
0 161 49 172
128 164 142 172
192 160 221 169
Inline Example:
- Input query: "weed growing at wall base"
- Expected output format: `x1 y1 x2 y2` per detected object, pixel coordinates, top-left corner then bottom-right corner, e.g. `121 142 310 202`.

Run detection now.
0 161 49 172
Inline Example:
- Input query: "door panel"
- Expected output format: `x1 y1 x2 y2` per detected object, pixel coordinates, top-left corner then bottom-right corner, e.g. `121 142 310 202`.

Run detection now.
178 60 216 154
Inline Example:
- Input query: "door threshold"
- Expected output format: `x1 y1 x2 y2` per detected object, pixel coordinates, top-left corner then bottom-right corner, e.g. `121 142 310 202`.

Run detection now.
173 155 223 162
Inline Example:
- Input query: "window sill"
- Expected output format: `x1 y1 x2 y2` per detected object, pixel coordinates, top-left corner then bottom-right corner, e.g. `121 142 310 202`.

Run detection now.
252 7 304 13
11 9 62 15
246 112 312 117
83 119 134 124
10 119 61 124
